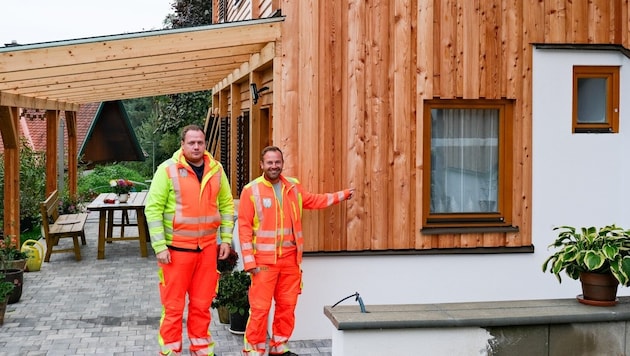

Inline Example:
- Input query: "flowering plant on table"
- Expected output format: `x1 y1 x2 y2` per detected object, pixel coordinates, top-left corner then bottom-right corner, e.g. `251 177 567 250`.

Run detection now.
109 179 134 194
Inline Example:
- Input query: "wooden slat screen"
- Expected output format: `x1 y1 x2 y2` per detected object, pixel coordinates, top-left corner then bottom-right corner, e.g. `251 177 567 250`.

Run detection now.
219 116 230 182
236 112 250 195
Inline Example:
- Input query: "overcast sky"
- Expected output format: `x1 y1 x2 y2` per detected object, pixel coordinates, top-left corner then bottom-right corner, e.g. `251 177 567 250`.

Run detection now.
1 0 173 45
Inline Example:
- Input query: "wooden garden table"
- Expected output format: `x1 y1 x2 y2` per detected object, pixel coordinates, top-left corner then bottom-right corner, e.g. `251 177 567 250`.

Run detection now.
85 192 149 259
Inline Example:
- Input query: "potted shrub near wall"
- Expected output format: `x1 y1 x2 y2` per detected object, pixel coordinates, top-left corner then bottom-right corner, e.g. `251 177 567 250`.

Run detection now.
212 247 239 324
215 270 251 334
542 225 630 306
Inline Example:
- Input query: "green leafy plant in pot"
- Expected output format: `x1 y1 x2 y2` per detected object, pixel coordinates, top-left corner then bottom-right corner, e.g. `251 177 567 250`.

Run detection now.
214 270 251 334
215 270 251 316
542 224 630 305
212 246 239 324
0 234 28 270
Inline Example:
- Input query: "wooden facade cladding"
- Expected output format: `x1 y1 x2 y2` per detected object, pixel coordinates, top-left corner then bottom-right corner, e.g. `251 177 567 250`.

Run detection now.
222 0 630 253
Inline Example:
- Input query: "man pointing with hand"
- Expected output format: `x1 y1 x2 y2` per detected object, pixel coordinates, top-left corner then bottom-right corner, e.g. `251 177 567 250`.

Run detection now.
238 145 354 356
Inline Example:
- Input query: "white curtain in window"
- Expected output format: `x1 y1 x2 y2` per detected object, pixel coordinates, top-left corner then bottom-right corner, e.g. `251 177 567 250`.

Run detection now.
430 108 499 213
577 77 607 123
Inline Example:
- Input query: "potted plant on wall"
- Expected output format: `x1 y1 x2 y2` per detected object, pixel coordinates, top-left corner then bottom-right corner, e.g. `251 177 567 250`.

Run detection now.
542 224 630 306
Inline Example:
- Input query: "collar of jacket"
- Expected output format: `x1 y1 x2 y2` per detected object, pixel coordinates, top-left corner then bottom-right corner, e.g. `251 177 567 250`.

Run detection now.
258 174 296 190
172 148 218 171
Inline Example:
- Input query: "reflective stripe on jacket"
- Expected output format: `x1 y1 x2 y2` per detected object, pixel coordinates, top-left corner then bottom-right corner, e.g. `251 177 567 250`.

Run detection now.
238 174 350 271
145 148 234 253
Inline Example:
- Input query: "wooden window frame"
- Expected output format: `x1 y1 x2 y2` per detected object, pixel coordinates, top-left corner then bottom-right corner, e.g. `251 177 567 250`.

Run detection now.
572 66 620 133
422 99 513 229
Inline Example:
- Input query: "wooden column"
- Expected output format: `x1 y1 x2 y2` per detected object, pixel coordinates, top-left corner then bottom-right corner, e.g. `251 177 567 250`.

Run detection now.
0 106 20 244
65 110 78 198
45 110 59 196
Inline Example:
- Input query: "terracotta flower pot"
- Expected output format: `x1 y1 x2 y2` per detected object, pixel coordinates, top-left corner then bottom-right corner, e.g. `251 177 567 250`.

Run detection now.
578 272 619 306
217 305 230 324
8 259 27 271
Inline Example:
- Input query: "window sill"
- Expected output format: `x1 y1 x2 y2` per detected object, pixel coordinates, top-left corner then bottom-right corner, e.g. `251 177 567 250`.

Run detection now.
421 225 519 235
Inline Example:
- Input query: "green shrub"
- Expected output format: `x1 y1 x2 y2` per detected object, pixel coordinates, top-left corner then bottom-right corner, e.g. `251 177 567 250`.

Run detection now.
78 164 149 196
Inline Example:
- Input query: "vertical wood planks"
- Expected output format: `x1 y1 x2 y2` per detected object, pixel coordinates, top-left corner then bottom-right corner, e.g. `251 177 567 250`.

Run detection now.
344 0 368 251
217 0 630 252
392 0 413 249
319 0 347 251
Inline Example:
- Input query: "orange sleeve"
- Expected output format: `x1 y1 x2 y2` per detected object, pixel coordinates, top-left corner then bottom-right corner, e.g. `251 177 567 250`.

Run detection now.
237 186 257 271
301 185 351 210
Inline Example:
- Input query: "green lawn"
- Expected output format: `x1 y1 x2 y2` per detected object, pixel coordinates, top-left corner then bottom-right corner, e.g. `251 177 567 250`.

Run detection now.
21 227 42 245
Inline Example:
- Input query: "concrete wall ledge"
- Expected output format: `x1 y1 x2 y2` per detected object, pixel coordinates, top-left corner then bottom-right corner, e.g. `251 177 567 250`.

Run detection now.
324 296 630 330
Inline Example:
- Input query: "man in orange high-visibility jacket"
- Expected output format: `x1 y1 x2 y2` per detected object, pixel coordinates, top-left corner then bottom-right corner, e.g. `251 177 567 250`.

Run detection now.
145 125 234 356
238 146 354 356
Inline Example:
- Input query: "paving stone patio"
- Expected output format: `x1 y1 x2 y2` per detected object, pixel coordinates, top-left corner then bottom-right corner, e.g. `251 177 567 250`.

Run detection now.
0 211 331 356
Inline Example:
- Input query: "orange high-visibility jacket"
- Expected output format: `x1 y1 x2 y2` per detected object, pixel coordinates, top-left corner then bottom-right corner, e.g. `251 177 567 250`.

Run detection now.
145 149 234 254
238 174 351 271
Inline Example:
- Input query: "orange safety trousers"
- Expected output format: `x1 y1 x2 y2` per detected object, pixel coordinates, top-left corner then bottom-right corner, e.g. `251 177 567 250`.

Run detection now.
159 247 218 356
243 253 302 356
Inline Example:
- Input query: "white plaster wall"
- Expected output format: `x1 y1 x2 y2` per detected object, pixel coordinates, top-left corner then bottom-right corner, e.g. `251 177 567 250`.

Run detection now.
331 327 493 356
233 48 630 342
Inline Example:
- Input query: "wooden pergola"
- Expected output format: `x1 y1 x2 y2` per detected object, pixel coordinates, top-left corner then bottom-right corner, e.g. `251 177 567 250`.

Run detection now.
0 16 282 241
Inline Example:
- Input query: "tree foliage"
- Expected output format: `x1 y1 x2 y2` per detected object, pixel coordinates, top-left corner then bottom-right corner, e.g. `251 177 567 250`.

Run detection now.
157 91 211 133
167 0 213 29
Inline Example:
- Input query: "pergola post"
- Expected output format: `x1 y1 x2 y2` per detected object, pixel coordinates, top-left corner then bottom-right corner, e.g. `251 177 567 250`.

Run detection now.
45 110 59 196
65 111 78 198
0 106 21 245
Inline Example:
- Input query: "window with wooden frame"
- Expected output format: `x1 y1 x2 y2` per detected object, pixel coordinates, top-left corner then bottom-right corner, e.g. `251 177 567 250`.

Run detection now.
573 66 619 133
423 99 513 229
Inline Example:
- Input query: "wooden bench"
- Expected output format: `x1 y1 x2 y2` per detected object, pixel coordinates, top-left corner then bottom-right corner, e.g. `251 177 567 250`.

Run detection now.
40 190 88 261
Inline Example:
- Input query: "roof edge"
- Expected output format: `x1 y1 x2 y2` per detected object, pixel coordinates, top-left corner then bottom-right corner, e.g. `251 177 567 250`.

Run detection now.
533 43 630 59
0 16 285 52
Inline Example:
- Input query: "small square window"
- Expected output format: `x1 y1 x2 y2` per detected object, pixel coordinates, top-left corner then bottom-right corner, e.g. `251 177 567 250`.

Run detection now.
573 66 619 133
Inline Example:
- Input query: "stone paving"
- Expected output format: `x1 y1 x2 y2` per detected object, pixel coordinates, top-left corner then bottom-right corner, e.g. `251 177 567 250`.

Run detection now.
0 211 331 356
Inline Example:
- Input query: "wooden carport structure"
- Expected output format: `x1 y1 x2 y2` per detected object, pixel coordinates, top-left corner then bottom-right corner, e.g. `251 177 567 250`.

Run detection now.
0 16 282 241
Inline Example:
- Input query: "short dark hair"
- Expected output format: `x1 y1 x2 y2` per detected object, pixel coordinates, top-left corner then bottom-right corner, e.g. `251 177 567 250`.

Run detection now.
180 124 205 141
260 146 283 161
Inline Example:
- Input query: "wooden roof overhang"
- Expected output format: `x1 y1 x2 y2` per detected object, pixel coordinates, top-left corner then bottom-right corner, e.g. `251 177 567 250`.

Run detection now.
0 16 283 109
0 16 283 240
